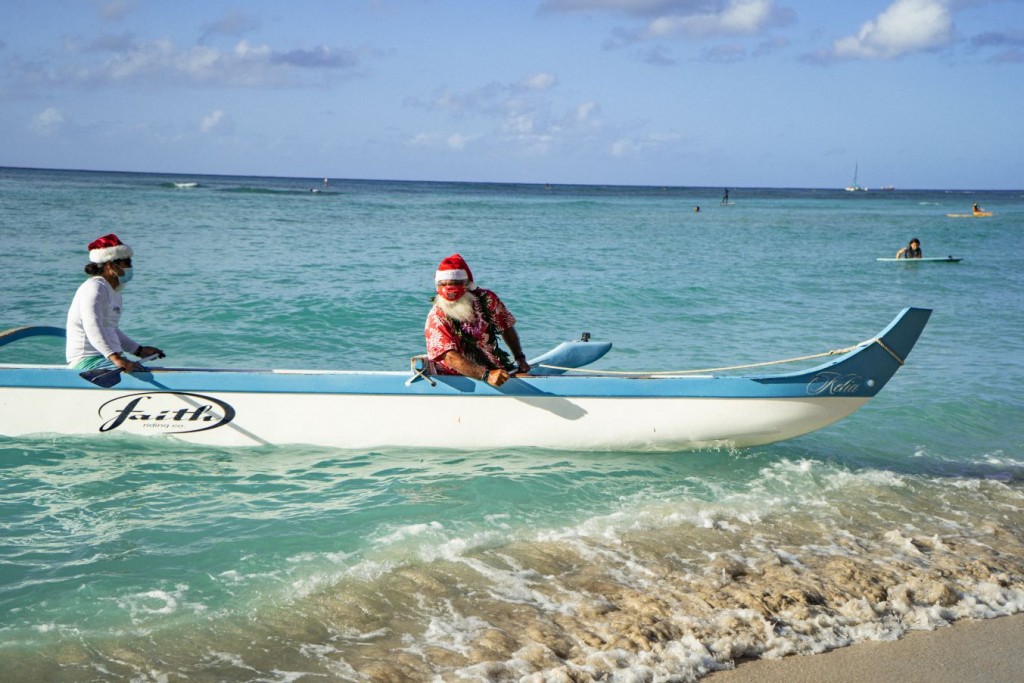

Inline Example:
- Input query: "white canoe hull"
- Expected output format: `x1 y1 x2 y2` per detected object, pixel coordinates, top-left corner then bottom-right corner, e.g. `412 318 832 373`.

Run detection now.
0 386 867 451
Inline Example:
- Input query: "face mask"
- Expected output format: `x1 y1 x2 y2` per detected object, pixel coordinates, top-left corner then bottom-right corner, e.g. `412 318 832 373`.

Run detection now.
118 266 134 285
438 283 466 302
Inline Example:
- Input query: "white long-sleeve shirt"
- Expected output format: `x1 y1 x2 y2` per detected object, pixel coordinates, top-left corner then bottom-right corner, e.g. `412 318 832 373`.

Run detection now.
66 276 139 366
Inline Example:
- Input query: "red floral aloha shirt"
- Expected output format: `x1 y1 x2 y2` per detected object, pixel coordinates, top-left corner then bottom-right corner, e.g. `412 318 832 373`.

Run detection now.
424 288 516 375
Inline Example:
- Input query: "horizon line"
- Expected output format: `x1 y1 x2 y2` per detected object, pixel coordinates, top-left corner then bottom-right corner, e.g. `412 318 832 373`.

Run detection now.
2 165 1021 194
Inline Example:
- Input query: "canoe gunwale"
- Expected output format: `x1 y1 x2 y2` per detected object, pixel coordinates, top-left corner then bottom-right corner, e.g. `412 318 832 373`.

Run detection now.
0 308 931 400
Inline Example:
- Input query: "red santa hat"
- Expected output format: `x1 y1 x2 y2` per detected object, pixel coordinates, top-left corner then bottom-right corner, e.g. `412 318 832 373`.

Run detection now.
435 253 474 286
88 233 133 264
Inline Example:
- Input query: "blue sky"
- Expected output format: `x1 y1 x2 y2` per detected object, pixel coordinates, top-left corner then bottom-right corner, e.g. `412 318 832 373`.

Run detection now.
2 0 1022 188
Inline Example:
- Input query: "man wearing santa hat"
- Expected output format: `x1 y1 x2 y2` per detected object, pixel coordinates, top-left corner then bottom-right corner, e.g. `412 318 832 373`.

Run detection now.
425 254 529 387
66 233 164 372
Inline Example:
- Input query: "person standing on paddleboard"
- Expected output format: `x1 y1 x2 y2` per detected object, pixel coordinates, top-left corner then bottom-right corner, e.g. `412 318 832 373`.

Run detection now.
66 233 164 372
424 253 529 387
896 238 922 259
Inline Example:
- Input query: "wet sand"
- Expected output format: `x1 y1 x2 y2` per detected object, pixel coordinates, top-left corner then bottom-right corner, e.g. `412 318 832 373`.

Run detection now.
707 613 1024 683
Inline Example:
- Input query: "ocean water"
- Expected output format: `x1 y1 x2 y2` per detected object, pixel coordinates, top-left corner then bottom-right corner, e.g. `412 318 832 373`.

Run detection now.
1 167 1023 681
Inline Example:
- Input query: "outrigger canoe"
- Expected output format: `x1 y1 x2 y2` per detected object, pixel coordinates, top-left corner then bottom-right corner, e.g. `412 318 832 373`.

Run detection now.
0 308 930 451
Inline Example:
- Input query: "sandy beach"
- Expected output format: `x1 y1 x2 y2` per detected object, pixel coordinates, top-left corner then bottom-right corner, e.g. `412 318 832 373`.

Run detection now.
708 613 1024 683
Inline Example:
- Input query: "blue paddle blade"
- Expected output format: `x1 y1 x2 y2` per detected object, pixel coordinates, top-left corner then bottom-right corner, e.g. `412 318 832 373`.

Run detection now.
79 367 124 388
78 352 163 387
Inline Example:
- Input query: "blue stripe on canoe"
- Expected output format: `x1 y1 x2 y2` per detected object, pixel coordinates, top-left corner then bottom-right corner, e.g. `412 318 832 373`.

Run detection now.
0 308 930 400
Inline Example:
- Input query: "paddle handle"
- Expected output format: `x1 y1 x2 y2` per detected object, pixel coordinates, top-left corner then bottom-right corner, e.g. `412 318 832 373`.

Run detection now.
135 351 165 365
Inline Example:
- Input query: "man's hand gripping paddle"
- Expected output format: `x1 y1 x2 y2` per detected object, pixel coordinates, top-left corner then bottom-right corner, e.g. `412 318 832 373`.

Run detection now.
79 352 164 388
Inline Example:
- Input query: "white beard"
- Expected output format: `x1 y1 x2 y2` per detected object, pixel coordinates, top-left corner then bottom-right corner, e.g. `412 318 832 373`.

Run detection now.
434 291 477 322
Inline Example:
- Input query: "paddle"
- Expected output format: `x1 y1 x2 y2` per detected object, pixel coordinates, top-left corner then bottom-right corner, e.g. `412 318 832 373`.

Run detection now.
80 352 164 388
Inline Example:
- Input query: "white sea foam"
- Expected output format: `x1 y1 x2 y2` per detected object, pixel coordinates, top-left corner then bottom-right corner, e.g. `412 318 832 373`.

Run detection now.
207 651 254 671
425 611 491 655
115 585 206 626
456 555 566 611
375 520 445 545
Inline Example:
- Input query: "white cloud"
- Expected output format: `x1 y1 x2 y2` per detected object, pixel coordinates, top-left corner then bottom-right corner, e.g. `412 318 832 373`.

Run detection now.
409 76 604 159
505 113 535 135
520 72 557 90
29 107 65 135
13 37 365 90
646 0 779 38
541 0 673 12
200 110 235 135
199 9 261 44
575 101 598 122
405 131 480 151
410 72 560 118
611 137 643 158
831 0 953 59
545 0 795 43
98 0 136 22
446 133 478 150
408 132 439 147
610 132 681 157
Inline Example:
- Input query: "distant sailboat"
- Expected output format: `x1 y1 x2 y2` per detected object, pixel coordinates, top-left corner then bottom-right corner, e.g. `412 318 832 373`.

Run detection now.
845 164 867 192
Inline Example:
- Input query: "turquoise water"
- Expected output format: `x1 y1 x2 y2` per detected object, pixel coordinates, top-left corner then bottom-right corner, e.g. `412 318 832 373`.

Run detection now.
2 167 1023 681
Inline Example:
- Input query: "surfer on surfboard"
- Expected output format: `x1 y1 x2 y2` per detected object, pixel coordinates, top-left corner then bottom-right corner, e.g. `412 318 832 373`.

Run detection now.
896 238 922 260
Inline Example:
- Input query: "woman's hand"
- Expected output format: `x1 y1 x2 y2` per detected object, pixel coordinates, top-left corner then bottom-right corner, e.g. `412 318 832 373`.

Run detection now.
135 345 165 359
110 354 141 372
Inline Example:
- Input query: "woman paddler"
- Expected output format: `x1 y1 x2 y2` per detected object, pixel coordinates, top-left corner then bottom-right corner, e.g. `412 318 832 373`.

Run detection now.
66 233 164 372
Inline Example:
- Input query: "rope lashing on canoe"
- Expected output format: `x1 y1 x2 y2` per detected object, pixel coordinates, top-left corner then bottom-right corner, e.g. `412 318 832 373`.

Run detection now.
0 326 35 340
873 338 905 366
537 336 903 376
